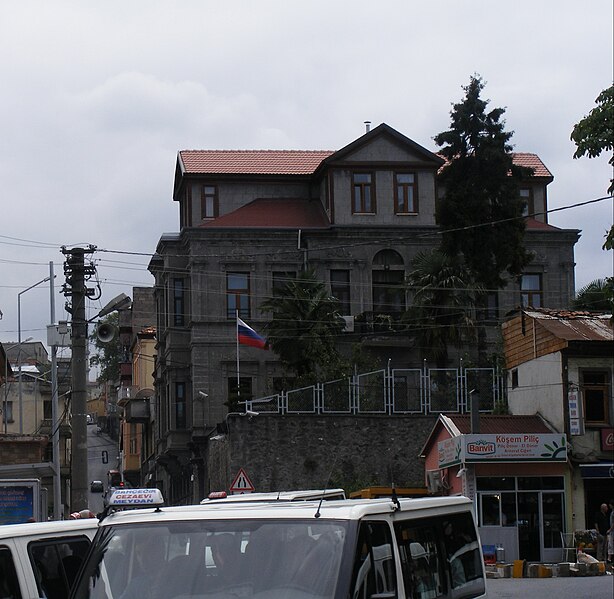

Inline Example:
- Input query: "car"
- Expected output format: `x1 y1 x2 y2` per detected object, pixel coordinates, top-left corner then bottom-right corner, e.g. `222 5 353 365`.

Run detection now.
86 414 94 424
0 518 98 598
90 480 104 493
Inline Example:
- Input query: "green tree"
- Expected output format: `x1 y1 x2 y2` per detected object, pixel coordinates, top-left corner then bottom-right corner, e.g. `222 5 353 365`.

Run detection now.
570 84 614 249
260 269 345 382
571 278 614 312
89 312 120 383
405 249 481 368
434 75 533 290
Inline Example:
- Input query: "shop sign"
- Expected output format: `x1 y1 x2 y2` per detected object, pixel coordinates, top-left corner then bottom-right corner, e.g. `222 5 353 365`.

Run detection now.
437 436 463 468
567 389 584 436
463 433 567 462
601 428 614 451
438 433 568 467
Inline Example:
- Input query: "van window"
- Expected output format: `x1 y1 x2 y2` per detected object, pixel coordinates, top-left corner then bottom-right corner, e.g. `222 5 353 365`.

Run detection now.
74 519 348 599
395 513 485 599
28 536 90 599
351 521 397 598
0 547 23 599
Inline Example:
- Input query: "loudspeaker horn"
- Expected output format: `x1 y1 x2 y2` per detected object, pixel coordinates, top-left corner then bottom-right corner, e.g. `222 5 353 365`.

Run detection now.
96 322 117 343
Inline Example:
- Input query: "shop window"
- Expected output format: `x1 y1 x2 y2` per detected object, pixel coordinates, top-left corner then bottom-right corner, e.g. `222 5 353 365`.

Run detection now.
481 494 501 526
581 370 610 425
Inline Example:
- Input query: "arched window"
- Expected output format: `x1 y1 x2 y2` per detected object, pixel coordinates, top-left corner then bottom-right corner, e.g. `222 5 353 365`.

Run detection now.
372 250 406 315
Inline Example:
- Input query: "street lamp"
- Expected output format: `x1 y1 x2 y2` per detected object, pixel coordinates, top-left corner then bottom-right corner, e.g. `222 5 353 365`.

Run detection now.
18 276 52 433
2 337 33 434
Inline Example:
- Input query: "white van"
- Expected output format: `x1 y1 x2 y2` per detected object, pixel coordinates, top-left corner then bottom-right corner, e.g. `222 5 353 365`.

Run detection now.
0 518 98 599
72 490 486 599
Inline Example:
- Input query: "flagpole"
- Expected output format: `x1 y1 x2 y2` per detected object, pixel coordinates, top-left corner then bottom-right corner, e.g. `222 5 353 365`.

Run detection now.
236 310 240 407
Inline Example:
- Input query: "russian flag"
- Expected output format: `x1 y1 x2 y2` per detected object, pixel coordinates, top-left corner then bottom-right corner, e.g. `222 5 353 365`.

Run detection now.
237 317 268 350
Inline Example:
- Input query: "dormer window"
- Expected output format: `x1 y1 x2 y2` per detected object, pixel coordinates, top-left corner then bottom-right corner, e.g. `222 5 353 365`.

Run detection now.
197 184 218 219
352 172 375 214
520 188 533 217
394 173 418 213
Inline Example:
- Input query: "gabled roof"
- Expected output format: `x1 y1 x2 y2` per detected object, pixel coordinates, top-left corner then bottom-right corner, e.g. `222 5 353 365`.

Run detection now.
200 198 330 229
319 123 445 169
179 150 333 176
420 413 555 457
524 217 561 231
511 153 553 179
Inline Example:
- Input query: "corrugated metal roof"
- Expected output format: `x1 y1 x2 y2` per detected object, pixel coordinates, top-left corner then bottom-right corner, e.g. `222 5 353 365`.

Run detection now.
445 414 554 435
524 309 613 342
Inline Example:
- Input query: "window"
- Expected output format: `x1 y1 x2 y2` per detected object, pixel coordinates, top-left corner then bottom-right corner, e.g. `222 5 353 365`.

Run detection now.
582 370 610 425
44 399 52 419
395 513 485 598
272 271 296 296
172 278 186 326
478 292 499 322
0 547 22 599
29 536 91 597
199 184 219 219
372 250 405 314
520 274 543 307
175 382 186 429
520 188 534 217
511 369 519 389
330 269 351 314
2 401 13 423
394 172 418 213
351 521 397 598
352 172 375 213
227 272 250 319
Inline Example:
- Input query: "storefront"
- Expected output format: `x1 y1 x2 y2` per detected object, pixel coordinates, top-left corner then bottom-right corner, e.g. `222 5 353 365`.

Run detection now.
421 414 570 563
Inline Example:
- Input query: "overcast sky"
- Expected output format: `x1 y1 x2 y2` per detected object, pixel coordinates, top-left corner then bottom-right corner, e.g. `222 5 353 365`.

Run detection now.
1 0 612 349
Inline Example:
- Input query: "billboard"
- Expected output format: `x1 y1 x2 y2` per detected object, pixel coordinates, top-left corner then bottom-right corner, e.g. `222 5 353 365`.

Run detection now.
0 479 41 525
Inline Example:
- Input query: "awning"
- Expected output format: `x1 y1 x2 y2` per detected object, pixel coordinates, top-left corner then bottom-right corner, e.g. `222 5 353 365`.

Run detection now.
579 463 614 479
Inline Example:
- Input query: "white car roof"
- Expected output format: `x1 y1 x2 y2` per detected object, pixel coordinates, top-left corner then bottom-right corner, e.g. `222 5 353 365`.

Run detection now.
200 488 346 504
0 518 99 540
100 495 472 527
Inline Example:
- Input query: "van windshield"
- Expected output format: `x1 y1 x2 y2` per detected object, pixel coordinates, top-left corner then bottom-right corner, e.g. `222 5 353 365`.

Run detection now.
73 518 349 599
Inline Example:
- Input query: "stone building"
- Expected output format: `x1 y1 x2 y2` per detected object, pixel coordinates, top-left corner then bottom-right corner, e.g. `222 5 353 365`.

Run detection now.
148 123 579 504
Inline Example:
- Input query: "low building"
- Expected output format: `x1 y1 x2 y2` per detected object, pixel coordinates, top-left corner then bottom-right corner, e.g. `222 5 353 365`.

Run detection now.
420 414 568 563
502 308 613 531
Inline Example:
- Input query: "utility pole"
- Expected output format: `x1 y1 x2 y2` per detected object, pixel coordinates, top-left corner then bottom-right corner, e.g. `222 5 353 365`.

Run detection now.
62 245 97 511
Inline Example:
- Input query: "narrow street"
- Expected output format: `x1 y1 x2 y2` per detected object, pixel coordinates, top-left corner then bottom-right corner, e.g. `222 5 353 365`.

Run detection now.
86 421 118 515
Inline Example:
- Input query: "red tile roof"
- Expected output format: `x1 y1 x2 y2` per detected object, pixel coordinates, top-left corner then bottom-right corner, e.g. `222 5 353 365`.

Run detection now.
201 198 330 229
180 149 551 178
180 150 334 175
524 217 560 231
511 153 553 178
446 414 554 435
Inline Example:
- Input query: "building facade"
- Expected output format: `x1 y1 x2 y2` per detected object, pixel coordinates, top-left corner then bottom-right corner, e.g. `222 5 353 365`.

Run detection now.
149 123 579 504
502 308 613 532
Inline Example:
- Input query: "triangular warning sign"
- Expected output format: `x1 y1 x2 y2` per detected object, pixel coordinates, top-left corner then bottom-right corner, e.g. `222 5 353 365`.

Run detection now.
229 468 255 494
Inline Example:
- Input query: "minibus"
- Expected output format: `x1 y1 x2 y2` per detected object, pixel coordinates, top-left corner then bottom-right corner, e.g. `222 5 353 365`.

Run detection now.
72 489 487 599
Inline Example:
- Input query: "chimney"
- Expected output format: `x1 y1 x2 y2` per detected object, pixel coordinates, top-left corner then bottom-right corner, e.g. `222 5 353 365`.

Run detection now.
364 121 371 133
470 389 480 433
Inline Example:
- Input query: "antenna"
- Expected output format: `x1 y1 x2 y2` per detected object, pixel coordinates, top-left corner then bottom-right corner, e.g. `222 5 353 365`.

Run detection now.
314 452 339 519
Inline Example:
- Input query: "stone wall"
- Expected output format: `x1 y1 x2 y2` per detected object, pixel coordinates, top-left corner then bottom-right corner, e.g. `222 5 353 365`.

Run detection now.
206 414 438 495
